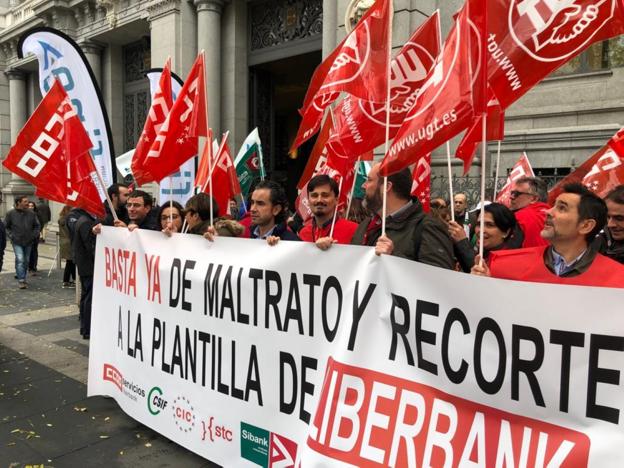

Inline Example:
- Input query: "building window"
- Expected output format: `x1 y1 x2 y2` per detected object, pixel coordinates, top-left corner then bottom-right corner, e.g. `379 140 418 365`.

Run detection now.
550 38 624 77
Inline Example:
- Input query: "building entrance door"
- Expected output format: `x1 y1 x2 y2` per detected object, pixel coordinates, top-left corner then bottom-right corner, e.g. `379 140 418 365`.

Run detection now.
249 50 321 203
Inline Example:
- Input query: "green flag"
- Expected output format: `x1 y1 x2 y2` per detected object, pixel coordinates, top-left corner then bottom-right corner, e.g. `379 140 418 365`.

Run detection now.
234 128 265 198
353 161 371 199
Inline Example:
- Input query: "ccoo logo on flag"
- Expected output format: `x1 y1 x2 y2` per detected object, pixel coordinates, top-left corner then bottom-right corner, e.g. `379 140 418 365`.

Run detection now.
508 0 616 62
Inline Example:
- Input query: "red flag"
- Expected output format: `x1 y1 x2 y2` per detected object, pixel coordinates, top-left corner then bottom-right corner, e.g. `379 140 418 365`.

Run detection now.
2 80 104 217
411 153 432 212
65 154 106 218
132 58 173 186
496 152 535 207
327 12 441 160
609 127 624 157
487 0 624 110
291 0 391 151
194 130 215 189
2 80 70 203
140 52 207 183
455 90 505 174
204 133 239 217
582 147 624 197
297 111 335 190
360 150 374 161
380 3 480 176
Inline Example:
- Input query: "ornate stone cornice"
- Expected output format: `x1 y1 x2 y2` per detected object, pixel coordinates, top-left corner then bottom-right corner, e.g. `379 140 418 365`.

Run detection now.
146 0 180 22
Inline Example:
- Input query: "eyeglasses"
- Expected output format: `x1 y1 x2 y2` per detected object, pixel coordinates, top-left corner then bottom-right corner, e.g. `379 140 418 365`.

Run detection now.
127 202 145 208
510 190 534 198
160 214 181 221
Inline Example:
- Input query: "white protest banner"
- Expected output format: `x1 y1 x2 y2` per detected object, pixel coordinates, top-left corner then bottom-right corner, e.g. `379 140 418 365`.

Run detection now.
89 228 624 466
19 28 116 186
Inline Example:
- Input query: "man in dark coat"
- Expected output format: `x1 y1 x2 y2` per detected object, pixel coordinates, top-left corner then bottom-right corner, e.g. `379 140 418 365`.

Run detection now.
351 163 454 269
72 210 98 339
593 184 624 263
5 196 40 288
249 180 299 242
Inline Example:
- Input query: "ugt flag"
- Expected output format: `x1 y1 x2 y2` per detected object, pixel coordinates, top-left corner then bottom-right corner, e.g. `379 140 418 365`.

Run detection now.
291 0 391 151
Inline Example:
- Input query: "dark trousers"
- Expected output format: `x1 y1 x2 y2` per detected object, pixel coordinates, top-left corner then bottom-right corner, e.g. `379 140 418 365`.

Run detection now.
63 260 76 283
28 239 38 272
0 249 3 271
79 275 93 337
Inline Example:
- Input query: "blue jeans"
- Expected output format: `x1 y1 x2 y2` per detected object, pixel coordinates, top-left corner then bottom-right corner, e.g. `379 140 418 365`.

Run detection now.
13 243 32 282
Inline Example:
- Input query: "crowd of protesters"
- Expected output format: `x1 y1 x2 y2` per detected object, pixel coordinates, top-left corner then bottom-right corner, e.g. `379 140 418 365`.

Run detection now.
3 167 624 339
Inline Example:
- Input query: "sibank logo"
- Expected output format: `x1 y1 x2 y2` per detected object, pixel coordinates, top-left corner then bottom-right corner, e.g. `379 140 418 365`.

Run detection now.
172 396 196 433
147 386 168 416
240 422 297 468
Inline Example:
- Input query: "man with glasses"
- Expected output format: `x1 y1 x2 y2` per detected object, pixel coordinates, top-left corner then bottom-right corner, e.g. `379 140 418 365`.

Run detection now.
509 176 550 248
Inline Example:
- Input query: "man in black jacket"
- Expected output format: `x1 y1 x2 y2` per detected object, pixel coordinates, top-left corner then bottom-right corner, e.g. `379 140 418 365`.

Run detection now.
72 210 98 339
5 196 40 289
114 189 159 231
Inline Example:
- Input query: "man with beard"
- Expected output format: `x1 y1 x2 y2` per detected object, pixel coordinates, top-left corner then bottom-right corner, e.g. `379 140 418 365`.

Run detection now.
350 163 454 268
299 174 358 247
510 176 550 248
103 183 130 226
472 183 624 287
593 185 624 263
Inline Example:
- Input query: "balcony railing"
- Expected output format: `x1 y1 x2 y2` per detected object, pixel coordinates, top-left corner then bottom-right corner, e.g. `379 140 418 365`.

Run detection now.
5 0 37 28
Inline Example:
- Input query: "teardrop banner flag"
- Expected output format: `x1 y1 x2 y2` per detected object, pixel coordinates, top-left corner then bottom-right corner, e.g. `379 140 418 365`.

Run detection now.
19 27 117 186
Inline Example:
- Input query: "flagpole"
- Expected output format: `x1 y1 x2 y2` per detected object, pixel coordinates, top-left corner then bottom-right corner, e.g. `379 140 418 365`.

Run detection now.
493 140 502 200
168 176 173 227
446 142 455 221
478 113 487 265
381 0 394 237
199 49 215 226
345 159 360 220
91 152 118 222
329 176 343 238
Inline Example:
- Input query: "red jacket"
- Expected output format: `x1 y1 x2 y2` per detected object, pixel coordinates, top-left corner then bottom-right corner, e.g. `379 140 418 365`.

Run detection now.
299 218 358 244
489 246 624 288
514 202 550 248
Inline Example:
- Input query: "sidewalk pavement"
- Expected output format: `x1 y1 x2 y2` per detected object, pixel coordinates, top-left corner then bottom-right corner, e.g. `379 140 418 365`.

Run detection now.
0 246 217 467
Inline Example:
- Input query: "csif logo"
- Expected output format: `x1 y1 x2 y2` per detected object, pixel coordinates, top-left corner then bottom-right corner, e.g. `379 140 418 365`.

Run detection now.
201 416 233 443
147 386 168 416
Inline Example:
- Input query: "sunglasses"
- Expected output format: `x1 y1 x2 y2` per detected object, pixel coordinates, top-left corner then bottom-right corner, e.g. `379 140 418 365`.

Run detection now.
510 190 534 198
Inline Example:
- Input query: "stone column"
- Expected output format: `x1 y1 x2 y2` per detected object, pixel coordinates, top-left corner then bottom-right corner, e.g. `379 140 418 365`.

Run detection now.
194 0 226 136
2 69 33 214
322 0 337 59
79 40 104 86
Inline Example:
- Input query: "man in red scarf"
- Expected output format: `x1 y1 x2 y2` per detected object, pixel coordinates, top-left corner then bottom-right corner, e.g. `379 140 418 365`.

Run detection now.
472 183 624 288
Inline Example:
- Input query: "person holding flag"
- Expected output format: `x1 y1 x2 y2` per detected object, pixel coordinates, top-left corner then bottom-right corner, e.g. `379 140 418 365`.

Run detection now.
299 174 358 248
350 163 454 268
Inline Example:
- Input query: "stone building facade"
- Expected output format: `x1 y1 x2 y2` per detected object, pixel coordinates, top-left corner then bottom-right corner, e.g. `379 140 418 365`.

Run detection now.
0 0 622 216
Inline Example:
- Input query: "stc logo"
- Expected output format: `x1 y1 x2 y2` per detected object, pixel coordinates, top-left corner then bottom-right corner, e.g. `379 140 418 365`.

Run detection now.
172 396 196 433
201 416 233 443
147 387 168 416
